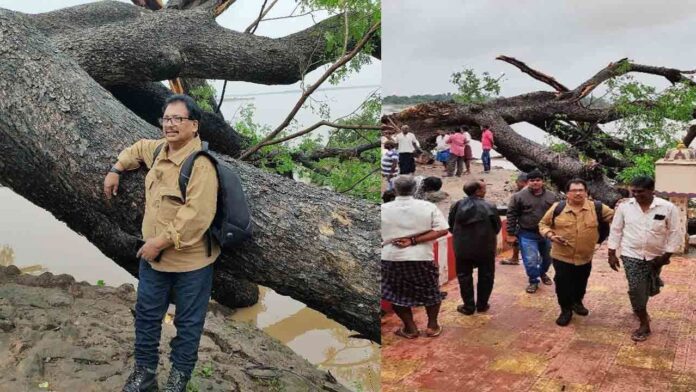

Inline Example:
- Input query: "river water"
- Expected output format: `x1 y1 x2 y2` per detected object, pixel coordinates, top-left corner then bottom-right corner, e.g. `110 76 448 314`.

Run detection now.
0 186 379 391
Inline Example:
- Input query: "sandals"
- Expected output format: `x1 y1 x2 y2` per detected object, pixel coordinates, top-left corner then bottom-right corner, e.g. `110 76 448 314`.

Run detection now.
631 329 651 342
425 326 443 338
501 259 519 265
394 327 419 339
526 283 539 293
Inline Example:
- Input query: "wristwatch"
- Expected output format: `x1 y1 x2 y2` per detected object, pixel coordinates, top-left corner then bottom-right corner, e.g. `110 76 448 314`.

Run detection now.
109 166 123 175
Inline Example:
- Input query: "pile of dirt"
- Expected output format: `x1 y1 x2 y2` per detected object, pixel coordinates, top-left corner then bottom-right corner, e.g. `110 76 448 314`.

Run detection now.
0 266 349 391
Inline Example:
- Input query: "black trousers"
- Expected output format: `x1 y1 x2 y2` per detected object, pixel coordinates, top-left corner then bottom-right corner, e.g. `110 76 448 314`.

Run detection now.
553 259 592 310
398 152 415 174
456 258 495 310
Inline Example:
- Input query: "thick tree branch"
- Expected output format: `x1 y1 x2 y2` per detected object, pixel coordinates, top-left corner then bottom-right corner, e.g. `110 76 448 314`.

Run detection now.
238 21 380 160
28 2 380 87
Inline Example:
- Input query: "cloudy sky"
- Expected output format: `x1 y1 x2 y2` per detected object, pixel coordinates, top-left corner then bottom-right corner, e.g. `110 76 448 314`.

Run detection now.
0 0 380 130
383 0 696 97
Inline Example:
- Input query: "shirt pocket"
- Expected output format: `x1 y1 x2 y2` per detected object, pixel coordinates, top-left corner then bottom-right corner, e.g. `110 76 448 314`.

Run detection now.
157 187 184 225
650 218 667 233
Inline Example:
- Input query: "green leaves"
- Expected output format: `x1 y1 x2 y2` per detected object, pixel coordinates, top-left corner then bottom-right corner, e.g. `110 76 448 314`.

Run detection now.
450 68 502 104
189 85 217 113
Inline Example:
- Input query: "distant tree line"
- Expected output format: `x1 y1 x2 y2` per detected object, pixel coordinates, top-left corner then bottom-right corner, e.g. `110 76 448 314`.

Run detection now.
383 93 455 105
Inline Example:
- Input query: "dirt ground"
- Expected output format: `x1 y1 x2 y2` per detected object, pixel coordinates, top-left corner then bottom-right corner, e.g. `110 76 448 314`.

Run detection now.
409 158 521 214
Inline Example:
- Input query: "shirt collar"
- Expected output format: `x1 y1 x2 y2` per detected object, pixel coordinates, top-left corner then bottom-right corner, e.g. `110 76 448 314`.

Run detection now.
395 196 414 201
162 137 202 166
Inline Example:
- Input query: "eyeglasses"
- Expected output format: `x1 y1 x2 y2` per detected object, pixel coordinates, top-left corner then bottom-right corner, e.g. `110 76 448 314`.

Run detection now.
159 116 191 125
567 189 586 193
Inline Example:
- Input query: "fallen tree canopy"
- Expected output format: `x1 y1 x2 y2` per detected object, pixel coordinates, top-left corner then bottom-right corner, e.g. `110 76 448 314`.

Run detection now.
0 4 380 342
383 56 696 206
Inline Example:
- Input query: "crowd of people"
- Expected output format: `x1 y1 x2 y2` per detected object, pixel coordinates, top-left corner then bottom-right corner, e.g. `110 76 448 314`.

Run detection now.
381 129 684 343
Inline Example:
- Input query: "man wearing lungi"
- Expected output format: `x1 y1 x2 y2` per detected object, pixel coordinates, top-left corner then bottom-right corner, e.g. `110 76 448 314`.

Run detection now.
607 176 682 341
381 175 449 339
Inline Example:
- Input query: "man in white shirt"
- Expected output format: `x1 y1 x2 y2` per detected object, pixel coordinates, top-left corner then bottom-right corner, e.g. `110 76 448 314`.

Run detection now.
607 176 682 342
382 175 449 339
434 129 450 171
395 125 420 175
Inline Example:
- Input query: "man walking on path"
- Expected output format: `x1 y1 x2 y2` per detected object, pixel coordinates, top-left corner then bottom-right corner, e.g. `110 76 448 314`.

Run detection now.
434 129 450 172
449 180 502 315
395 125 420 175
501 173 528 265
381 141 399 191
481 126 494 173
539 179 614 326
607 176 682 342
506 169 559 293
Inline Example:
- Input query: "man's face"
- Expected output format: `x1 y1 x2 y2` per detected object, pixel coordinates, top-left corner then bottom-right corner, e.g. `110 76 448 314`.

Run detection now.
527 177 543 191
516 179 528 191
630 186 653 204
401 126 409 134
567 183 587 204
162 101 198 144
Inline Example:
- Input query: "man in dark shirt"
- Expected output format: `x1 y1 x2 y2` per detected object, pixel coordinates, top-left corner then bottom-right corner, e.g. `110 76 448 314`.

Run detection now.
506 169 558 293
449 180 502 315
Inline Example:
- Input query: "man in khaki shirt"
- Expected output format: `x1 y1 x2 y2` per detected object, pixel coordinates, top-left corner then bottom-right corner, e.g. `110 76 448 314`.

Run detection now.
539 179 613 327
104 95 218 392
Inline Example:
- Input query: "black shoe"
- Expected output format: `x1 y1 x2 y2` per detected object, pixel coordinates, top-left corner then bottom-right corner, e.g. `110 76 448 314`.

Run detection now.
122 365 158 392
476 304 490 313
555 310 573 326
457 304 475 315
541 274 553 285
572 302 589 316
163 367 190 392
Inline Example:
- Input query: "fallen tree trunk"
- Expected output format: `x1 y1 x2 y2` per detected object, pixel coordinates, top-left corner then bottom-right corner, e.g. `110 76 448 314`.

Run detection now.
0 9 379 342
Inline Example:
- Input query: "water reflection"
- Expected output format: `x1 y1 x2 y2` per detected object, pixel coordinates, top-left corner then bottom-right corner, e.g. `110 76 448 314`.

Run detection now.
231 287 380 392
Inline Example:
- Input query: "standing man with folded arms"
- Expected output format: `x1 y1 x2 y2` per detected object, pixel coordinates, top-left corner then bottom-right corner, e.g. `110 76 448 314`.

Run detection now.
607 176 682 342
104 94 219 392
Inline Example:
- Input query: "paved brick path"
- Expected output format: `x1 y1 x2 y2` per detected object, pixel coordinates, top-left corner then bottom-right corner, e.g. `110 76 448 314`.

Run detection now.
381 247 696 391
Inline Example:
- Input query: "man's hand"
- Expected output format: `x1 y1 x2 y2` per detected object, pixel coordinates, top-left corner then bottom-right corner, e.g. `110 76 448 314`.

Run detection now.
608 251 621 271
103 172 120 200
392 238 412 248
653 253 671 268
549 234 570 246
137 237 169 262
506 235 517 244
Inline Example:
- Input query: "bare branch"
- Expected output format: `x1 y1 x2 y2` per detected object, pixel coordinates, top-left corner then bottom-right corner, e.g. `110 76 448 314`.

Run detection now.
251 121 380 152
244 0 279 33
238 21 380 160
339 167 380 193
496 55 569 92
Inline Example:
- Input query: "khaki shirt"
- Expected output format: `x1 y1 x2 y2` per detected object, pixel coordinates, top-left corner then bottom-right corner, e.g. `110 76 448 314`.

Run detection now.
538 200 614 265
117 137 220 272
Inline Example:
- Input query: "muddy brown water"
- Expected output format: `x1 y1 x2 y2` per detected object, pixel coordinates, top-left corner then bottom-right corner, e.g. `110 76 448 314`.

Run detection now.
0 187 379 391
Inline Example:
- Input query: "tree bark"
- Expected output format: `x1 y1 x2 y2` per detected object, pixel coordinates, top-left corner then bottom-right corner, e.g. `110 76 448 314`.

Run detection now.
27 1 380 87
0 9 379 342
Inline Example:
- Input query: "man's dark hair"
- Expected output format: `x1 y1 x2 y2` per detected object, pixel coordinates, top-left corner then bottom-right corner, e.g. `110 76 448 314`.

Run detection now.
382 190 396 203
516 172 528 182
422 176 443 192
163 94 203 122
463 180 482 196
565 178 588 192
630 175 655 190
527 169 543 180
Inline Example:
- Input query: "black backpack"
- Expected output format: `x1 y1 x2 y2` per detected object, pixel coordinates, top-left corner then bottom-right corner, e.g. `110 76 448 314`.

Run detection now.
153 141 253 255
551 200 609 244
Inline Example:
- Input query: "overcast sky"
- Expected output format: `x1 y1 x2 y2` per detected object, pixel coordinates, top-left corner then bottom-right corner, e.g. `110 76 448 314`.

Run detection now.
383 0 696 97
0 0 380 131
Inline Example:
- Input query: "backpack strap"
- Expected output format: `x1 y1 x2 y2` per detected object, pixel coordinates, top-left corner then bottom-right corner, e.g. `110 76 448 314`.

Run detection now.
178 142 215 257
551 200 566 228
151 142 166 168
